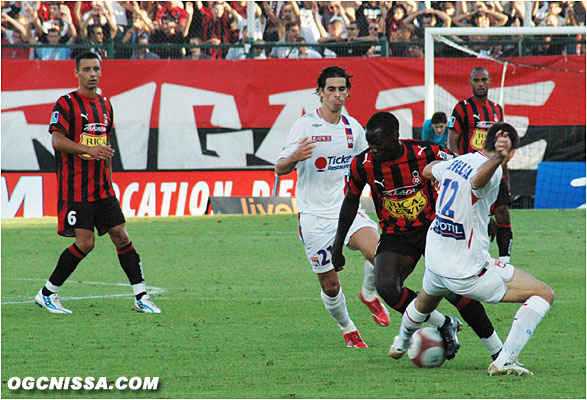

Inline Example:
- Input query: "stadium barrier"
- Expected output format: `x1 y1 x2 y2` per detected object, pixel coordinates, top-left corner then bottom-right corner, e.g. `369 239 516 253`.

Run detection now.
1 56 584 217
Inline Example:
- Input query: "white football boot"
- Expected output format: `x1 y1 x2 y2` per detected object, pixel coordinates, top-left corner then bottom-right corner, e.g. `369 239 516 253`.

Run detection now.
134 294 161 313
34 289 72 314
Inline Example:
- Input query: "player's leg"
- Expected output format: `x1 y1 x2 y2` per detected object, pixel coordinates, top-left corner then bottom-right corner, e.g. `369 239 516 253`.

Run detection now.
444 292 503 359
347 221 390 327
98 197 160 313
489 266 554 376
317 269 365 347
495 176 513 263
300 213 365 347
390 287 446 359
35 201 95 314
374 233 447 328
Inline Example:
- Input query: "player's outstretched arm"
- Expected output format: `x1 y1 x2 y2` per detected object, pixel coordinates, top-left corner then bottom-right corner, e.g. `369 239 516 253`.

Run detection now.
331 191 361 272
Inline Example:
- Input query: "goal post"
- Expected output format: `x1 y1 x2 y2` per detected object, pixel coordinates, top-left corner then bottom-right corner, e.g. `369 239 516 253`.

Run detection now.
424 26 586 118
424 26 586 208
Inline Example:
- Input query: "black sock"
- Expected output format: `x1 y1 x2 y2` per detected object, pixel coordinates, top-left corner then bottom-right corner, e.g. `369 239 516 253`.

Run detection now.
46 244 86 291
444 293 495 339
117 242 144 285
389 287 418 313
496 225 513 258
136 291 147 301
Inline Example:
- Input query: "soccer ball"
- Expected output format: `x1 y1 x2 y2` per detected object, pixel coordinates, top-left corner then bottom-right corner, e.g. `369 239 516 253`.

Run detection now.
407 327 446 368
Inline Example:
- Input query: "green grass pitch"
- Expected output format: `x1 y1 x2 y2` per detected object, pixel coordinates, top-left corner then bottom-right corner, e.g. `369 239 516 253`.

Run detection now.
1 209 585 398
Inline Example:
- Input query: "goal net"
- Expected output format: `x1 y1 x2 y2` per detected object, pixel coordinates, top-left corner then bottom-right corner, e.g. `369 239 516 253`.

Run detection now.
425 26 586 209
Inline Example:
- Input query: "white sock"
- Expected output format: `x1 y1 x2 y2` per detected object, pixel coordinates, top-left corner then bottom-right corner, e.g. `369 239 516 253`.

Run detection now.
321 288 356 334
132 282 147 297
495 296 550 366
399 300 427 342
425 310 446 328
360 261 377 302
499 256 511 263
45 281 61 294
481 331 503 357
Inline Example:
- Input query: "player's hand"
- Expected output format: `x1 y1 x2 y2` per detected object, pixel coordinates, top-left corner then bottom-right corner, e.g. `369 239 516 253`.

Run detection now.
494 130 512 159
293 137 316 162
331 250 345 272
487 217 497 242
87 145 115 160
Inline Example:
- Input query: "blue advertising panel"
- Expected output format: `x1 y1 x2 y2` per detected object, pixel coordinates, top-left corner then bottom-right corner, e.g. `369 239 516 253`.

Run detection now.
534 162 586 209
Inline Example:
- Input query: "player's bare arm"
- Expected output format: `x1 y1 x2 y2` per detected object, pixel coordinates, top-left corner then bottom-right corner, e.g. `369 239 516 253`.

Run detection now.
422 160 442 180
275 137 316 176
51 130 115 160
471 131 511 189
447 129 461 155
331 191 361 271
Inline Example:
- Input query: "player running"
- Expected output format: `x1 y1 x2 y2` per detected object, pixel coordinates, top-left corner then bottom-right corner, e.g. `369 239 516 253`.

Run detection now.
275 66 389 348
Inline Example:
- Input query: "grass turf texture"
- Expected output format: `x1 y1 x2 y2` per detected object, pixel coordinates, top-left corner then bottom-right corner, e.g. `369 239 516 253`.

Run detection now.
1 209 585 399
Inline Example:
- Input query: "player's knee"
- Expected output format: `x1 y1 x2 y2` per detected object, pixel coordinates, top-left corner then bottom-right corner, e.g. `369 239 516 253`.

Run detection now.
494 205 510 223
76 238 94 254
375 277 402 305
537 283 555 305
322 283 340 298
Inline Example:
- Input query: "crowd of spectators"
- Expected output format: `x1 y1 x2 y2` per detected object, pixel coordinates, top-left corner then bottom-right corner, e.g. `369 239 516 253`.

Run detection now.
2 1 585 60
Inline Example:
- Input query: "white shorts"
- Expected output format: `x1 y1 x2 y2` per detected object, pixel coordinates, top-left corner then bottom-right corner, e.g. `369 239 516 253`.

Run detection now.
422 259 515 304
298 209 378 274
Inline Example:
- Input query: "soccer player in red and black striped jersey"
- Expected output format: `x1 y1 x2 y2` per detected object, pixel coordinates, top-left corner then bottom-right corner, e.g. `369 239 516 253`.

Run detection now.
34 52 160 314
333 112 504 360
448 67 513 264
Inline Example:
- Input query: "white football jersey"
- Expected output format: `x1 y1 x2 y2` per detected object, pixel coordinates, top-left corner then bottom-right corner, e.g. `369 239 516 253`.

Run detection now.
277 109 368 218
425 152 503 278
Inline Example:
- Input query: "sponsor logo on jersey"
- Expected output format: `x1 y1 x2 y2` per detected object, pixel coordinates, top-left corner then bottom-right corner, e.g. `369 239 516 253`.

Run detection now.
314 155 352 172
382 185 417 197
312 135 331 142
50 111 59 124
470 129 488 151
79 133 107 159
437 149 451 160
432 215 466 240
312 123 322 128
475 120 492 129
85 123 108 133
383 191 427 220
412 170 421 185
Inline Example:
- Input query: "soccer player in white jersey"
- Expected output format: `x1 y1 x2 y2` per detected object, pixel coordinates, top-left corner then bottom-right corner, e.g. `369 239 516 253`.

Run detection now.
275 66 390 348
389 122 554 376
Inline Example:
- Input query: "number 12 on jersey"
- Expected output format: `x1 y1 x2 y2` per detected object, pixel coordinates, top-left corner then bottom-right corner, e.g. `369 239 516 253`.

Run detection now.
438 179 459 218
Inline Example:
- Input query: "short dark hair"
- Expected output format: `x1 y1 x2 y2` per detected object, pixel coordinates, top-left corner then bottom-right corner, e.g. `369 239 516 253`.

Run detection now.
431 111 447 124
285 22 297 32
75 51 101 69
316 66 352 93
366 112 399 135
470 66 489 79
484 122 519 151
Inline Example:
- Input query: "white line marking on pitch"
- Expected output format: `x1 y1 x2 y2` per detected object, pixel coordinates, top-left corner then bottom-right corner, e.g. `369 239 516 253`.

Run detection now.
1 278 165 305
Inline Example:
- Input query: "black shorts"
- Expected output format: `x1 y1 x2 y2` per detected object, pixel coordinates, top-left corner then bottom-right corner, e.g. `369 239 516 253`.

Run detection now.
376 228 429 265
57 196 126 237
495 177 512 208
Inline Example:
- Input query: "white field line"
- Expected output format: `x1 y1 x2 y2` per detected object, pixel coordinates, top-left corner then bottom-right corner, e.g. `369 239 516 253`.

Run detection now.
2 278 165 304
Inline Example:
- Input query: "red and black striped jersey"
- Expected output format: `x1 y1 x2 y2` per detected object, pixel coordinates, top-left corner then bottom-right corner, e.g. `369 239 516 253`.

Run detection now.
49 90 115 202
448 96 504 155
347 140 452 234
